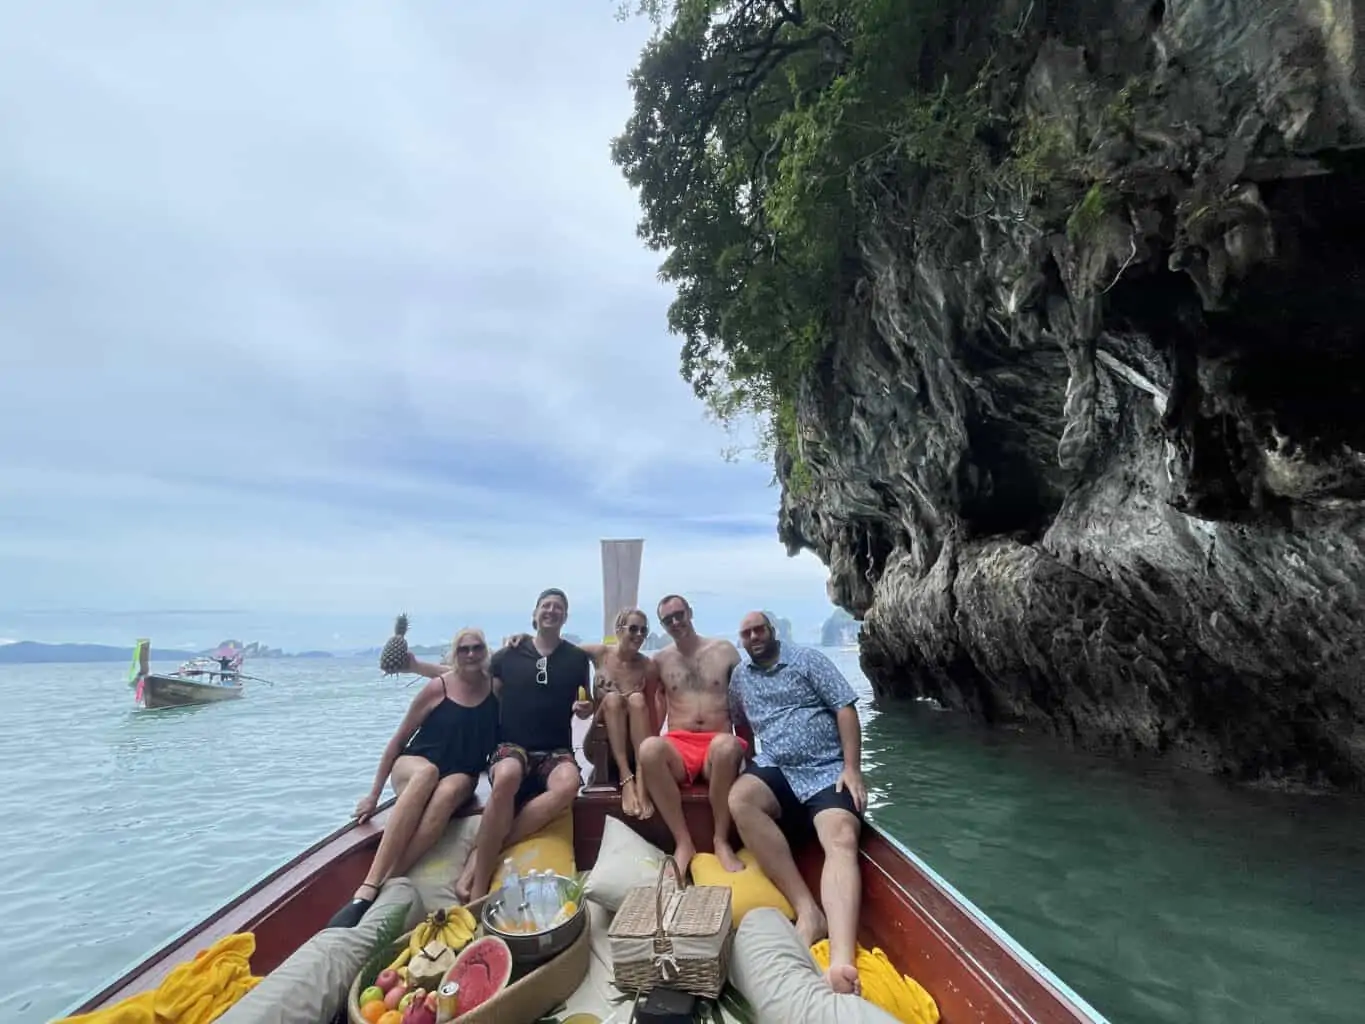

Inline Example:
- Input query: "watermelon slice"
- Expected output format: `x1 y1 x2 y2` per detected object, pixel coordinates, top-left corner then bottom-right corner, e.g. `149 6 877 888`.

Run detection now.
443 936 513 1017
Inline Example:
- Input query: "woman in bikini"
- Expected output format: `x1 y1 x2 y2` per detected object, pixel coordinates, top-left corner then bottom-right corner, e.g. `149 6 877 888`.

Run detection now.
327 627 499 928
582 608 664 818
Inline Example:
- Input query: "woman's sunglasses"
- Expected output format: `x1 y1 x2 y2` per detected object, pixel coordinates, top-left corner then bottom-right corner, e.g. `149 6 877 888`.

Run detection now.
456 643 486 656
622 624 647 637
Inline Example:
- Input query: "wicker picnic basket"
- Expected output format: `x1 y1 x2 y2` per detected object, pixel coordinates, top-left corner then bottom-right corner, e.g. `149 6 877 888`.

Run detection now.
606 855 733 999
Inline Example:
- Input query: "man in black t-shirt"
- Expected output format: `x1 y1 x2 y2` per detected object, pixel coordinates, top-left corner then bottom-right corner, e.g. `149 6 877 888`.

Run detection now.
456 587 594 902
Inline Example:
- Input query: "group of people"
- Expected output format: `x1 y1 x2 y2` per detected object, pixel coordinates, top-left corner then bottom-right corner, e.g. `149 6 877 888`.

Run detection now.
329 587 868 996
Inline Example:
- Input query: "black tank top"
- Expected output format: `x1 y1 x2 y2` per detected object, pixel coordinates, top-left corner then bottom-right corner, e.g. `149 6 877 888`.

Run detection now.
402 677 500 776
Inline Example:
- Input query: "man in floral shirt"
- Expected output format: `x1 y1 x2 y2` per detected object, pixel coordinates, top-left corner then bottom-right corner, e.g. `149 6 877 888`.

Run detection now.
727 611 868 996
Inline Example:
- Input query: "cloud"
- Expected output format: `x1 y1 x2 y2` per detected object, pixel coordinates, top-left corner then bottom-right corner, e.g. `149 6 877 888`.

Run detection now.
0 2 834 649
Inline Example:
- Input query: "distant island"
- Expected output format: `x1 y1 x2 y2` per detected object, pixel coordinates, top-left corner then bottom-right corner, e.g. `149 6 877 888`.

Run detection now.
0 642 146 665
205 640 335 660
821 608 859 647
0 639 335 665
1 616 861 667
639 614 795 652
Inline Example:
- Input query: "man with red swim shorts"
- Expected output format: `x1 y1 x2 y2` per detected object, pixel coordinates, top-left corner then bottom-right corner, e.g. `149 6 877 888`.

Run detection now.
663 728 743 785
637 594 750 876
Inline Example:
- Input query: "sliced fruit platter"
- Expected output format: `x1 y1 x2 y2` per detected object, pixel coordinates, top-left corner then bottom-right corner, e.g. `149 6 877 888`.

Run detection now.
350 904 509 1024
347 895 589 1024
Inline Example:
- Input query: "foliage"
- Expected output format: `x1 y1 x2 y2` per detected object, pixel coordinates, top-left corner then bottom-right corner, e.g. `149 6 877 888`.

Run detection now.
612 1 1150 480
610 0 991 448
562 869 590 906
1066 182 1113 243
355 901 413 993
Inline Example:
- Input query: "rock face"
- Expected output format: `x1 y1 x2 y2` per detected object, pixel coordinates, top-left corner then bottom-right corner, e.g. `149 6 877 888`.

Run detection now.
778 0 1365 788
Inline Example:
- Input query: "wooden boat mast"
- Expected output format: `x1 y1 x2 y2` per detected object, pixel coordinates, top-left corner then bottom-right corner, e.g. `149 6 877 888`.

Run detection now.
599 538 644 644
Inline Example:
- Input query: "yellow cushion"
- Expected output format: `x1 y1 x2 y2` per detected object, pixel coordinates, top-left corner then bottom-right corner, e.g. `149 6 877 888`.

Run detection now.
690 847 795 924
489 810 575 891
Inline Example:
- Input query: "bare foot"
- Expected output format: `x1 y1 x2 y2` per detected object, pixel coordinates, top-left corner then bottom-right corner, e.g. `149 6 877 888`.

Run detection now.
824 964 861 996
621 777 640 817
466 862 496 903
712 838 745 873
637 788 655 820
671 838 696 880
454 857 477 903
794 906 828 947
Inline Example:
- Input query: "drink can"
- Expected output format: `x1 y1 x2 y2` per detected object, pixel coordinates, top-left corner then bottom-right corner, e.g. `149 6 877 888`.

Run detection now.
436 980 460 1022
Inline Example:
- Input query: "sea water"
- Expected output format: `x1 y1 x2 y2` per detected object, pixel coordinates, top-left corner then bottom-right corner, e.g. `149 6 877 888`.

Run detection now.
0 653 1361 1023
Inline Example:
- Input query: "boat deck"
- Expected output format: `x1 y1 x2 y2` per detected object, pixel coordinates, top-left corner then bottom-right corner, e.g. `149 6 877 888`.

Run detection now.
69 720 1106 1023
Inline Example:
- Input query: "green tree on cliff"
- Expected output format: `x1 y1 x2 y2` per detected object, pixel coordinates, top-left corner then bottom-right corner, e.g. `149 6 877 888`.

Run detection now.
611 0 987 445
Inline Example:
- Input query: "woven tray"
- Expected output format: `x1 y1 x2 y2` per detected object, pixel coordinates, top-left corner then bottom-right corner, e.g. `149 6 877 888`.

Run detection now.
607 855 733 999
346 897 591 1024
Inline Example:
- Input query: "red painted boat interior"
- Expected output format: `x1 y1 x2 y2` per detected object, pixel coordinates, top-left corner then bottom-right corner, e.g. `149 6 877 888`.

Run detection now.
68 729 1099 1023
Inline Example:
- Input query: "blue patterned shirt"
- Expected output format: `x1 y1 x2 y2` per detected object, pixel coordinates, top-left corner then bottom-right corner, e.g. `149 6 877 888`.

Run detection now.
729 643 858 802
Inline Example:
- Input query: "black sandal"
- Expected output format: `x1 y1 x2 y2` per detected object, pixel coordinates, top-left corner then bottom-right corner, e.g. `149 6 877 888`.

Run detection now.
326 881 379 929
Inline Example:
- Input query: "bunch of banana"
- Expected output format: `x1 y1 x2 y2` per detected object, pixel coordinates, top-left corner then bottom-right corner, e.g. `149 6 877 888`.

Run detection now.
413 906 478 955
433 904 477 951
386 904 478 972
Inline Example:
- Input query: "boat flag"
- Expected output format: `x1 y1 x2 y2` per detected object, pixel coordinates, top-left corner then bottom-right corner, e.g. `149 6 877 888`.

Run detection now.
600 538 644 644
129 639 150 703
127 639 149 684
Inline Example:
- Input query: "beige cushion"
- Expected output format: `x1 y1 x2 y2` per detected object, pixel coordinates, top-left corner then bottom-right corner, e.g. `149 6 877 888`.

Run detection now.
404 813 482 912
556 900 622 1020
217 878 424 1024
730 909 902 1024
582 815 668 913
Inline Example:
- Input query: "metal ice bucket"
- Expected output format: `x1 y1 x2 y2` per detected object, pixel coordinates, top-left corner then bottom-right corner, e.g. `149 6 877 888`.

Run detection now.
479 872 587 968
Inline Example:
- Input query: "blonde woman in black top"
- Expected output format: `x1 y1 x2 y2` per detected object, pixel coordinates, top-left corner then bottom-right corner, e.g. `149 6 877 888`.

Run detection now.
327 627 499 928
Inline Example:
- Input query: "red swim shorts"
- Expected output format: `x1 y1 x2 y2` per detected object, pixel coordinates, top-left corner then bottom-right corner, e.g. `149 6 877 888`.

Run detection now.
664 730 749 783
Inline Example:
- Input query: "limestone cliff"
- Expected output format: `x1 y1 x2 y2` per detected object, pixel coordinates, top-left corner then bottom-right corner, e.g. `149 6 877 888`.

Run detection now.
775 0 1365 788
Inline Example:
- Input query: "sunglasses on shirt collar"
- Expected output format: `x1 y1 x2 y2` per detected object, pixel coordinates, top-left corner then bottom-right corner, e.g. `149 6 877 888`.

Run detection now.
536 655 548 685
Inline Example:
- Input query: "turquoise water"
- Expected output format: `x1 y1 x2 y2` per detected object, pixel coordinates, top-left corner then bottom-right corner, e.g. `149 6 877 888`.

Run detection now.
2 652 1361 1023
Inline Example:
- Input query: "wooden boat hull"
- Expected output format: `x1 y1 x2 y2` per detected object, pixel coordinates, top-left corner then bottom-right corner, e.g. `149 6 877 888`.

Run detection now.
141 673 244 708
65 760 1106 1023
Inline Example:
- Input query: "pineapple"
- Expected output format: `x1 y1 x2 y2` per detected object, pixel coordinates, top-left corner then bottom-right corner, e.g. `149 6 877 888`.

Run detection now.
379 613 411 675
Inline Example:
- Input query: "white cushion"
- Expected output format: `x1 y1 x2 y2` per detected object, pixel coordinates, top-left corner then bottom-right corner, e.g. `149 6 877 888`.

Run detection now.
582 815 669 913
730 909 902 1024
217 878 424 1024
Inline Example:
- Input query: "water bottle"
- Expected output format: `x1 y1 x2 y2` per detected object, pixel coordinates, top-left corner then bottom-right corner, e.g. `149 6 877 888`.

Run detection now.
538 870 558 929
528 870 549 930
497 858 522 930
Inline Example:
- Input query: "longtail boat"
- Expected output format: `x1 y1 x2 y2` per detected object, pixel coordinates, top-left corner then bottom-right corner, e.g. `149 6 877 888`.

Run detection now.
61 756 1106 1022
67 541 1108 1022
129 639 245 709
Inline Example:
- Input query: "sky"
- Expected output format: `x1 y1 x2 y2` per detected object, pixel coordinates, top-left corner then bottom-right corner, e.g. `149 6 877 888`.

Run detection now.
0 1 838 652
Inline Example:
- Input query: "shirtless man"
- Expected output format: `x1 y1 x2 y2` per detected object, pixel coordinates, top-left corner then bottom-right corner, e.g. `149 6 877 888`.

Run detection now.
636 594 748 875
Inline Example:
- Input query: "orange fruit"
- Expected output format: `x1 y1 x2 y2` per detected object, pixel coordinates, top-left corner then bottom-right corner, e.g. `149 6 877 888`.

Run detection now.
378 1012 402 1024
361 1000 386 1024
